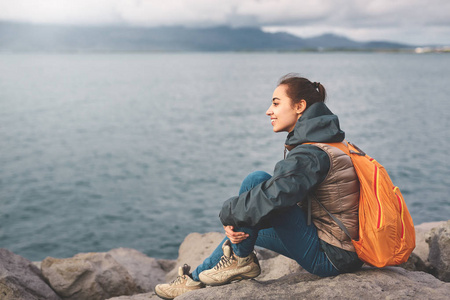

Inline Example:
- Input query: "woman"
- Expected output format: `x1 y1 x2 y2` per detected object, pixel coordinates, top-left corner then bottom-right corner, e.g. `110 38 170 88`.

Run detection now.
155 74 363 299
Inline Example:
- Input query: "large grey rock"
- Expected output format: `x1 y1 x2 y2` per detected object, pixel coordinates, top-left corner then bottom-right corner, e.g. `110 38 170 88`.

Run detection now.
0 248 61 300
108 248 167 292
414 221 447 262
108 293 159 300
41 248 169 300
399 220 447 273
109 267 450 300
176 267 450 300
108 226 450 300
257 252 302 281
156 259 176 273
426 220 450 282
41 252 136 300
50 221 450 300
399 252 428 272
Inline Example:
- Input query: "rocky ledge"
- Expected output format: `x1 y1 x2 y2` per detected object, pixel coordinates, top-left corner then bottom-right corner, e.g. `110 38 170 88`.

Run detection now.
1 221 449 300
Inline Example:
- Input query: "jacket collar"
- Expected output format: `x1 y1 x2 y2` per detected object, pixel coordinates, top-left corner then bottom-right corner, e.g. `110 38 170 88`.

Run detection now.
285 102 345 147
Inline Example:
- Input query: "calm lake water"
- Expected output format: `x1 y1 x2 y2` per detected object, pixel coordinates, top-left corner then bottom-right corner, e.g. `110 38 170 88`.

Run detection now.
1 52 449 261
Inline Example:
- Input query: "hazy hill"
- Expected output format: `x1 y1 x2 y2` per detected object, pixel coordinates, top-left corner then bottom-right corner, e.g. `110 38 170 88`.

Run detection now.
0 22 413 52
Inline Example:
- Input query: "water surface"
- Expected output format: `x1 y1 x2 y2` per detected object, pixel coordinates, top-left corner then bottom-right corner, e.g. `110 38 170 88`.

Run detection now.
1 52 449 261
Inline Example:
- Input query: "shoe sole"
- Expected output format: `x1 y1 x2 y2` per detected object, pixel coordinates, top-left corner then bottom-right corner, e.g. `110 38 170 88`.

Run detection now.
155 285 204 300
200 269 261 286
154 287 174 300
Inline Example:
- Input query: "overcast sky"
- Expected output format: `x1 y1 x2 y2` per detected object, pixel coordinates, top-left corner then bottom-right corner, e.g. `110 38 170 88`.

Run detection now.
0 0 449 45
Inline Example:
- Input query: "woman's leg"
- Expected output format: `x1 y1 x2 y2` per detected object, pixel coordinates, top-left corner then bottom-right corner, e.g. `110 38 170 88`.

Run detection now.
191 236 228 281
255 206 340 277
194 170 338 279
233 171 338 276
222 206 339 277
193 207 339 279
238 171 272 195
191 171 271 281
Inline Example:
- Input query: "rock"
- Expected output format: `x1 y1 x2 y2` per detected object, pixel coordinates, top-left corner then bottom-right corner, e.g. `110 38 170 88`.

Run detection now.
33 261 42 269
109 267 450 300
254 246 304 280
156 259 176 273
177 266 450 300
41 252 137 300
399 220 447 274
254 247 279 260
258 254 303 281
108 293 159 300
414 221 447 262
107 248 167 292
22 220 450 300
165 232 226 281
109 226 450 300
41 248 169 300
399 252 428 272
0 248 61 300
426 220 450 282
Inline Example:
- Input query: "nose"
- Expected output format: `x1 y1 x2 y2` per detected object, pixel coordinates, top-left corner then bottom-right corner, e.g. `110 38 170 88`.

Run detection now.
266 106 273 116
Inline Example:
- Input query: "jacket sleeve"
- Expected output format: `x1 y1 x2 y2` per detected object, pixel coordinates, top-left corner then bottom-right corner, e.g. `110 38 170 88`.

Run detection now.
219 145 330 228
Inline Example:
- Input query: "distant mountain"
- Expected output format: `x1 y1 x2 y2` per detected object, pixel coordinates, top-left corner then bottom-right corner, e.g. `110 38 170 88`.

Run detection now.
302 33 362 49
0 21 413 52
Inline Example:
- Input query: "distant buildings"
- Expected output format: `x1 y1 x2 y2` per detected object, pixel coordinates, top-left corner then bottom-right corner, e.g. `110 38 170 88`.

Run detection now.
415 46 450 53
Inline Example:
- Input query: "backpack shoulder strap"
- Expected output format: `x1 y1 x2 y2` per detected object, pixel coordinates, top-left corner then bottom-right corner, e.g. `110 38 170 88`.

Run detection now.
313 195 353 240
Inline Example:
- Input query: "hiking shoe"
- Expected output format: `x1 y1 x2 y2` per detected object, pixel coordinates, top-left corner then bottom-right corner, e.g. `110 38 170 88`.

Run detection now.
199 240 261 286
154 264 204 300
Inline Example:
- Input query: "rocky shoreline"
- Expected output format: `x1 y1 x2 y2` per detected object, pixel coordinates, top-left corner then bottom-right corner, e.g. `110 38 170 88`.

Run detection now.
1 221 449 300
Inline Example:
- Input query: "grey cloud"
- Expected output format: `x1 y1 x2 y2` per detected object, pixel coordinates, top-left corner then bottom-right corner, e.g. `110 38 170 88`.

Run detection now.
224 6 260 28
0 0 448 44
1 0 448 28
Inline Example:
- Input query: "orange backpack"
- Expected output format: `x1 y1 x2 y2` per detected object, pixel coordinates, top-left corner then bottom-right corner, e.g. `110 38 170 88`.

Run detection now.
311 141 416 267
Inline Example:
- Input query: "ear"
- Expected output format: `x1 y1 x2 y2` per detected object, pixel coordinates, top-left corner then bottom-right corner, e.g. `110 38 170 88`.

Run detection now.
294 99 307 115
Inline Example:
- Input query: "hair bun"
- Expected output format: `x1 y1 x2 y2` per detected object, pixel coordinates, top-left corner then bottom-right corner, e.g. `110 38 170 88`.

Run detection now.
278 74 326 106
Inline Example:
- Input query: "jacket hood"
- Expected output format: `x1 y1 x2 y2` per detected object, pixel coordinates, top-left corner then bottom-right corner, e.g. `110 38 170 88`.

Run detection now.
285 102 345 146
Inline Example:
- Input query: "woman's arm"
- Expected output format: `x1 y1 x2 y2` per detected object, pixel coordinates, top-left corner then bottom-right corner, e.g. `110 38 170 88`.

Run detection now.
219 145 330 228
223 225 249 244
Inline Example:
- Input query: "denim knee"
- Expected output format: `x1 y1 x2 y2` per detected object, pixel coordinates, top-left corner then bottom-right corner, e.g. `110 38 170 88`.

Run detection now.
239 171 272 195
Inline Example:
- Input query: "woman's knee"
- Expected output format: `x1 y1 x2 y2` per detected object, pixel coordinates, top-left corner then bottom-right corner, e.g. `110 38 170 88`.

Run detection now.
239 171 272 195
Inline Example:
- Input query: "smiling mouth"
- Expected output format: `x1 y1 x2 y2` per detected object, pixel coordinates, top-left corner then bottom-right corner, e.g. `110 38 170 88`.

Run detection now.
271 119 276 124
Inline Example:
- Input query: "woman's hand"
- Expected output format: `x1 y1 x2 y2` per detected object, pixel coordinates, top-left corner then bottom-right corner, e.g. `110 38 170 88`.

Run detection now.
223 225 249 244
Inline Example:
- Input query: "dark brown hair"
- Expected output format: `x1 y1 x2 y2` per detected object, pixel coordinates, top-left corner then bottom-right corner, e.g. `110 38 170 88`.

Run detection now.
278 73 326 108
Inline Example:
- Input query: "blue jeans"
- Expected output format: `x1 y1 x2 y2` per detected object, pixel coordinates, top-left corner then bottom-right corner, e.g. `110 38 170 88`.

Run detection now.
191 171 339 280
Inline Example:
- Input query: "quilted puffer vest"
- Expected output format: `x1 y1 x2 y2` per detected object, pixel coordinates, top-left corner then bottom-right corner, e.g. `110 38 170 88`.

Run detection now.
305 143 360 252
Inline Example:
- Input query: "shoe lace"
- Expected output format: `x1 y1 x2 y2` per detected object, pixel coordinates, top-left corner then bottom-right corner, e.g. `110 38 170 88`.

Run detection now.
169 264 191 286
214 254 234 270
170 275 187 286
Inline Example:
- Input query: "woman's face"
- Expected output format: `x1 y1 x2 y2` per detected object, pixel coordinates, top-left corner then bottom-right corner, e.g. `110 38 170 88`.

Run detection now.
266 84 305 133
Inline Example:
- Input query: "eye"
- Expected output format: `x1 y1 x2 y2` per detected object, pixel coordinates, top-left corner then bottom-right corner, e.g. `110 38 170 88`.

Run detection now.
273 102 279 107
